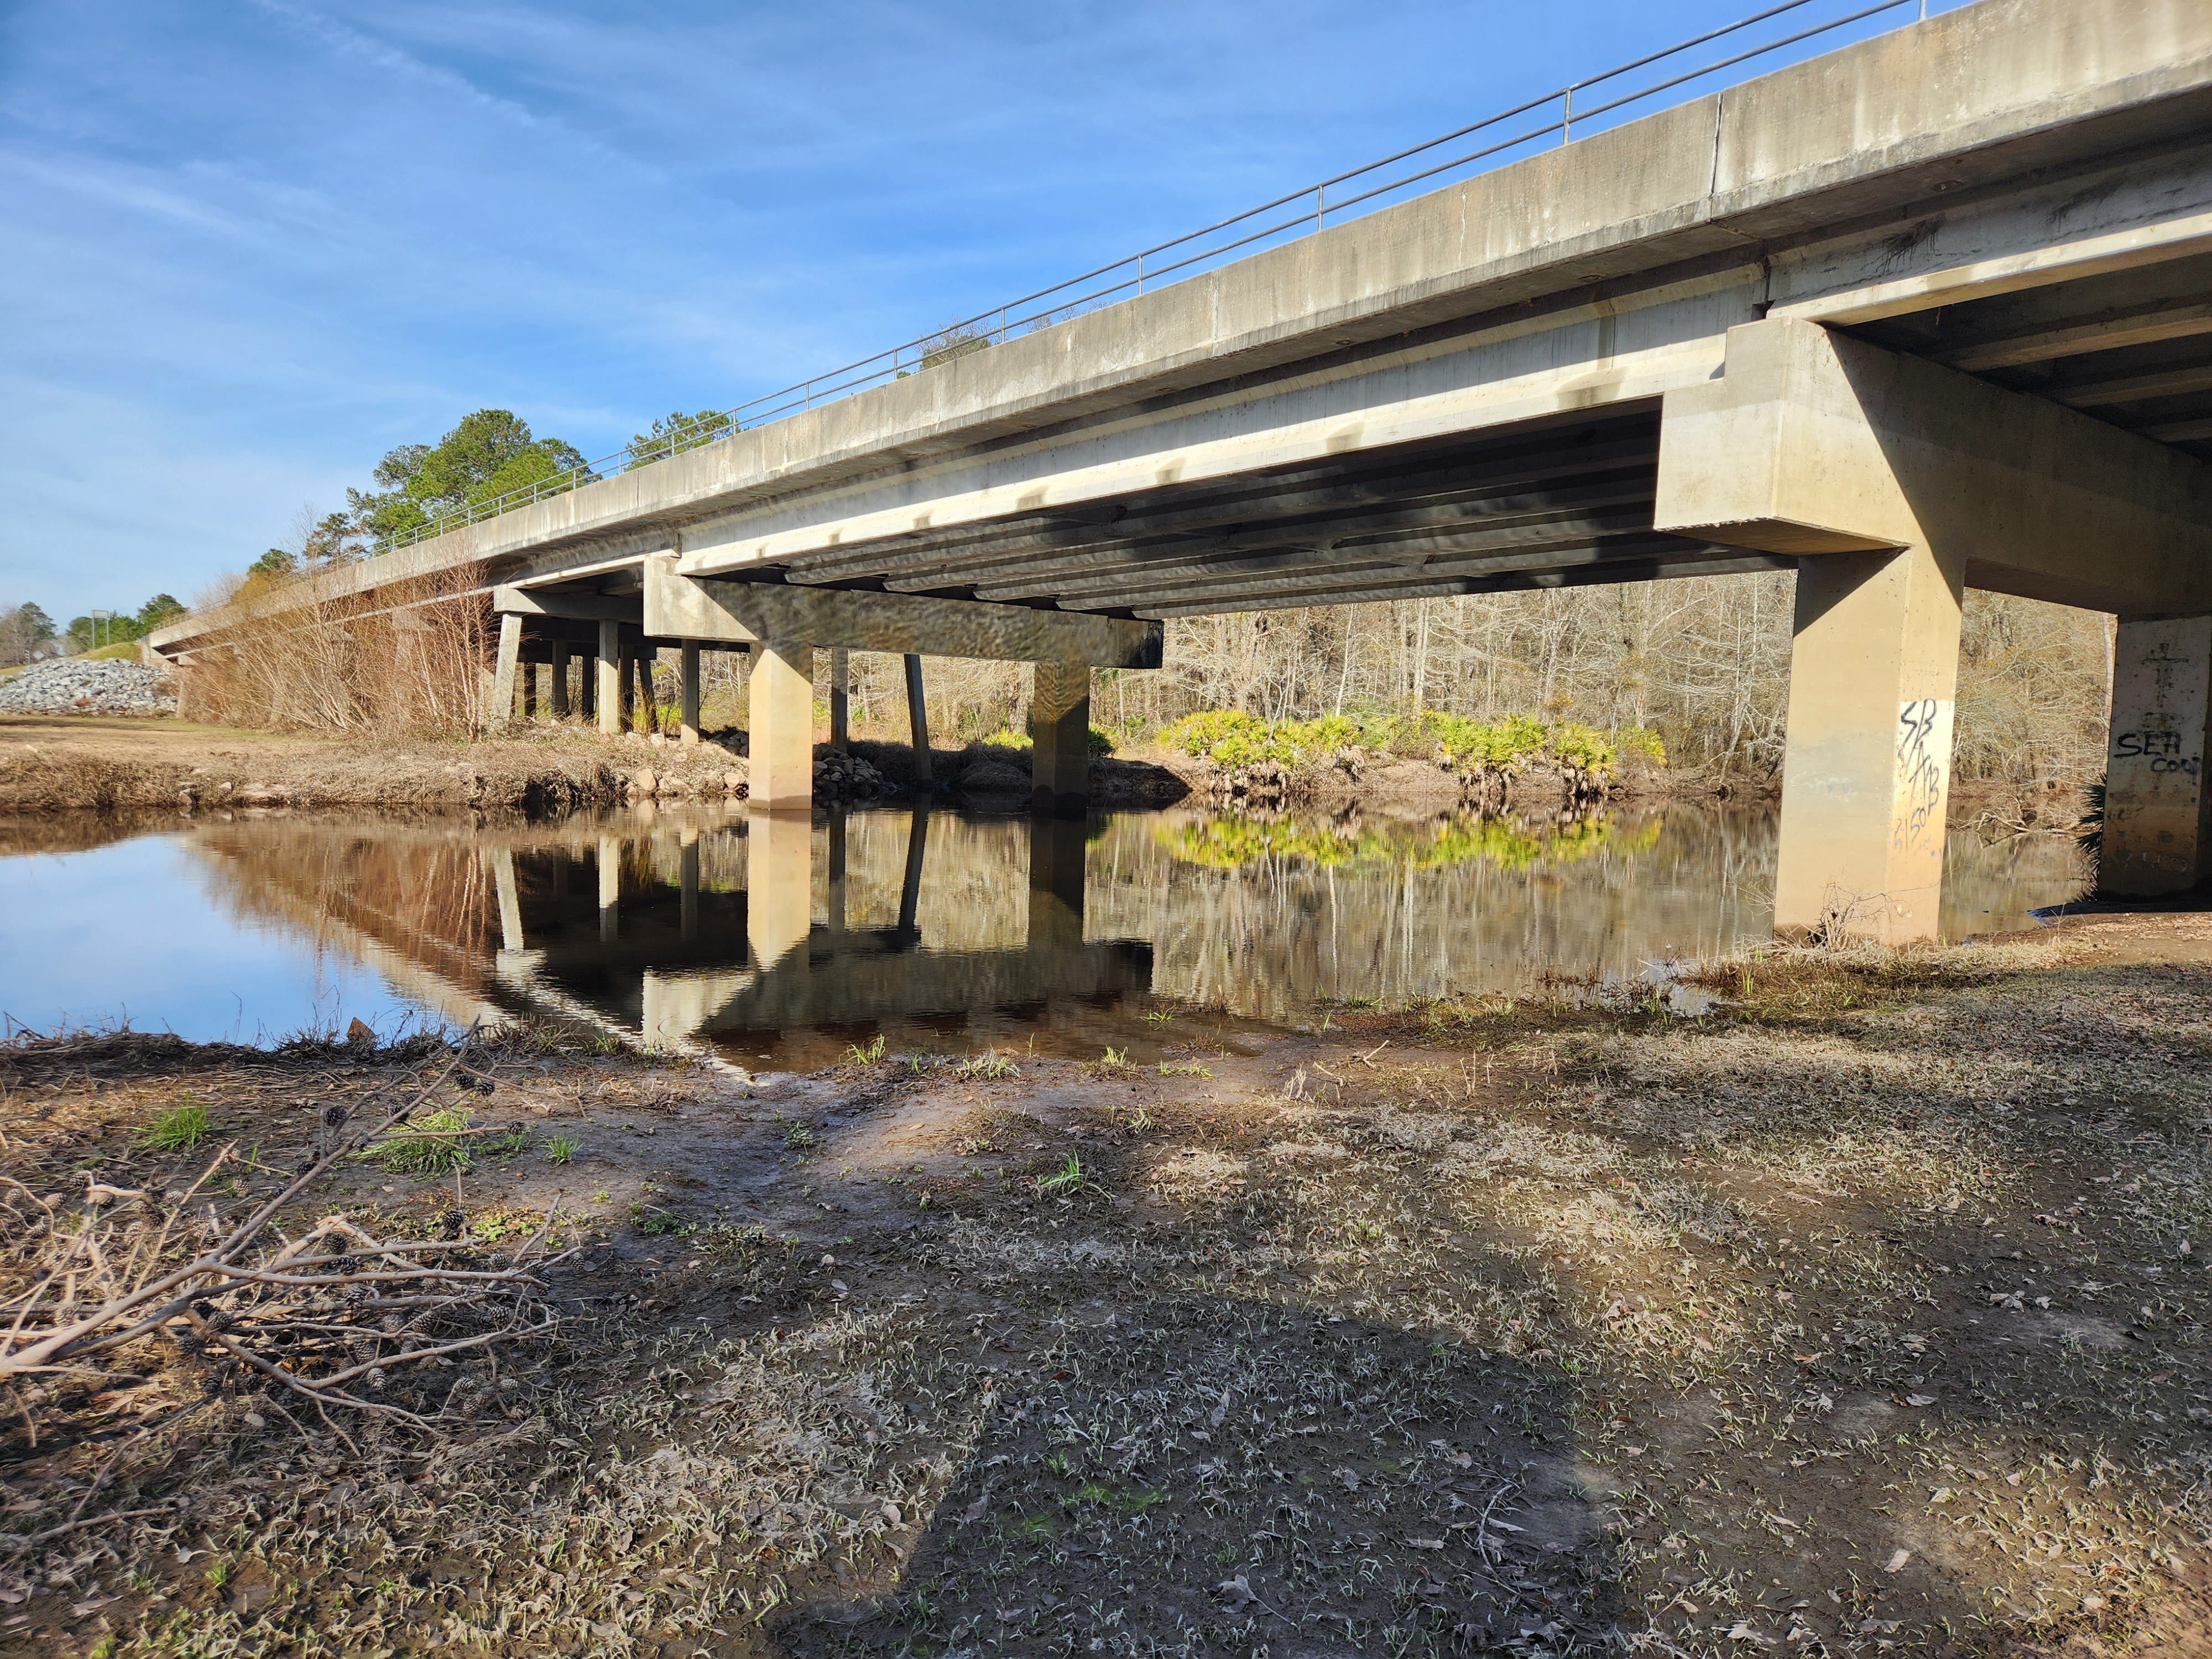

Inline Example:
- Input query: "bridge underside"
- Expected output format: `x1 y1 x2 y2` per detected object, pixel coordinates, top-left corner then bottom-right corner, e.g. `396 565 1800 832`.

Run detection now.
770 410 1787 617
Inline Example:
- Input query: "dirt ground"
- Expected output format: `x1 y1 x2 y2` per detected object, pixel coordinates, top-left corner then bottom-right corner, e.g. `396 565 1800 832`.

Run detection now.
3 907 2209 1659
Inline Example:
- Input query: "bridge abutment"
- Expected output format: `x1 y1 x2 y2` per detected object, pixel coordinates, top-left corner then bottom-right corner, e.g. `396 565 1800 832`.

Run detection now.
2101 617 2212 896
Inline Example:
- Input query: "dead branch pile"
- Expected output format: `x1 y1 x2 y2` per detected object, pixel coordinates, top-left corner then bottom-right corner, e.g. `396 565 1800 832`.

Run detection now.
0 1036 572 1465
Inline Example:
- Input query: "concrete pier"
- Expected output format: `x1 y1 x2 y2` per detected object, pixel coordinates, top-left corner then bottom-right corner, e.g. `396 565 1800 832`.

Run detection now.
905 655 932 786
596 621 622 737
1030 661 1090 818
491 614 522 733
680 642 701 746
1772 547 1964 940
1658 316 2212 940
748 641 815 813
2101 617 2212 896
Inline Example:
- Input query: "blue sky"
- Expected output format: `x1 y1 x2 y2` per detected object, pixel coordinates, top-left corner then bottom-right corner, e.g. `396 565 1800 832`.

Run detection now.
0 0 1957 623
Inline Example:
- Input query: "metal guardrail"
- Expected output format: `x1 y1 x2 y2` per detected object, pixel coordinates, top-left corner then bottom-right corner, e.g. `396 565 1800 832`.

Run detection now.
379 0 1938 554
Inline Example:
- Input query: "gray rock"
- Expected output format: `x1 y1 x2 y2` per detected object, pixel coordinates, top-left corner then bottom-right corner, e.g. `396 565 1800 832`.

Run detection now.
0 658 179 716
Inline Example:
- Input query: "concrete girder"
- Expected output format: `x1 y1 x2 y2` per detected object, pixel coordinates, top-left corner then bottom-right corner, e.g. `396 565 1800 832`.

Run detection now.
1118 538 1767 617
776 431 1661 585
2053 361 2212 408
1770 137 2212 331
1013 513 1666 611
1924 256 2212 371
911 483 1659 601
957 498 1657 604
641 555 1161 667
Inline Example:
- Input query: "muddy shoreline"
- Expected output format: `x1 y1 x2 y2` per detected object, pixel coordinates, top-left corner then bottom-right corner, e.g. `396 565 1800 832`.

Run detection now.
5 913 2209 1657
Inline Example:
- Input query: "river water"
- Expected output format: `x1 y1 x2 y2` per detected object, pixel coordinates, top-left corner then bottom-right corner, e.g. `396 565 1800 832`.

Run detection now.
0 805 2085 1068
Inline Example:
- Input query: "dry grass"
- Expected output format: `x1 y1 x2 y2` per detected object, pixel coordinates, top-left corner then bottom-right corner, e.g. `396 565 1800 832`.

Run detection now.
6 916 2210 1657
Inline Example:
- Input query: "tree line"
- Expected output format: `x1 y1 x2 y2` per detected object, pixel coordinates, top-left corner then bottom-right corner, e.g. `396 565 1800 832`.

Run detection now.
0 595 185 667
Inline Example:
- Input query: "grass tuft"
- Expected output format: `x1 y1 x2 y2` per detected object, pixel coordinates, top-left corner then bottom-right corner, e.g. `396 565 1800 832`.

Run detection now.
1036 1152 1088 1196
137 1100 212 1152
373 1106 473 1176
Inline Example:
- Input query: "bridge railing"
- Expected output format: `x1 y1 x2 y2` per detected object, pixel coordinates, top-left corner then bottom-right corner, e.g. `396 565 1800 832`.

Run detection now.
377 0 1940 555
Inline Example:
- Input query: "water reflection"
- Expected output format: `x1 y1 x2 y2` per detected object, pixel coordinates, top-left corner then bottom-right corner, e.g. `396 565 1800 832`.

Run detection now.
0 805 2088 1066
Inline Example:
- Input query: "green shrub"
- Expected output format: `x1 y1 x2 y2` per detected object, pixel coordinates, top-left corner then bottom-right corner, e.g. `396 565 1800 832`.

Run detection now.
1161 706 1626 776
1550 721 1616 774
1087 724 1115 756
981 727 1032 751
1619 726 1667 768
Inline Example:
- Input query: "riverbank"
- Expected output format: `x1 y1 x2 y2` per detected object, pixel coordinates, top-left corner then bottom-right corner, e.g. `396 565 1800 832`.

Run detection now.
4 716 2086 832
0 718 1191 816
6 911 2208 1658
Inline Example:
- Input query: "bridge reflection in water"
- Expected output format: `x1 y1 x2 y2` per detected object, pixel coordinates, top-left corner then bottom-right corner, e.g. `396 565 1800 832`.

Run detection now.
183 807 1154 1069
173 805 2084 1068
468 810 1147 1066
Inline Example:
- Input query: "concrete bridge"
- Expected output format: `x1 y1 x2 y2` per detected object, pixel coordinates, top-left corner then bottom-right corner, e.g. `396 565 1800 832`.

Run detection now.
153 0 2212 940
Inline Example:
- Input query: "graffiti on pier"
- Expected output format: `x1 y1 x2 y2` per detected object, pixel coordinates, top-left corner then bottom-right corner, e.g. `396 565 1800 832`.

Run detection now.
1893 698 1952 854
2113 727 2202 777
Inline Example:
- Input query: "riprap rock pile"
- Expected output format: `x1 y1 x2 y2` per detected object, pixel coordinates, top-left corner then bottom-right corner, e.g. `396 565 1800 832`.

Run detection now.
0 659 178 716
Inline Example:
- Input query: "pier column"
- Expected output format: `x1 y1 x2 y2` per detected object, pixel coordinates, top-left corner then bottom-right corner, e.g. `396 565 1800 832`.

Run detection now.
596 621 622 735
1030 659 1090 818
1771 545 1965 940
905 654 932 786
633 650 655 734
748 641 816 813
491 613 522 733
550 640 571 721
829 648 850 752
679 642 701 747
2101 617 2212 896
